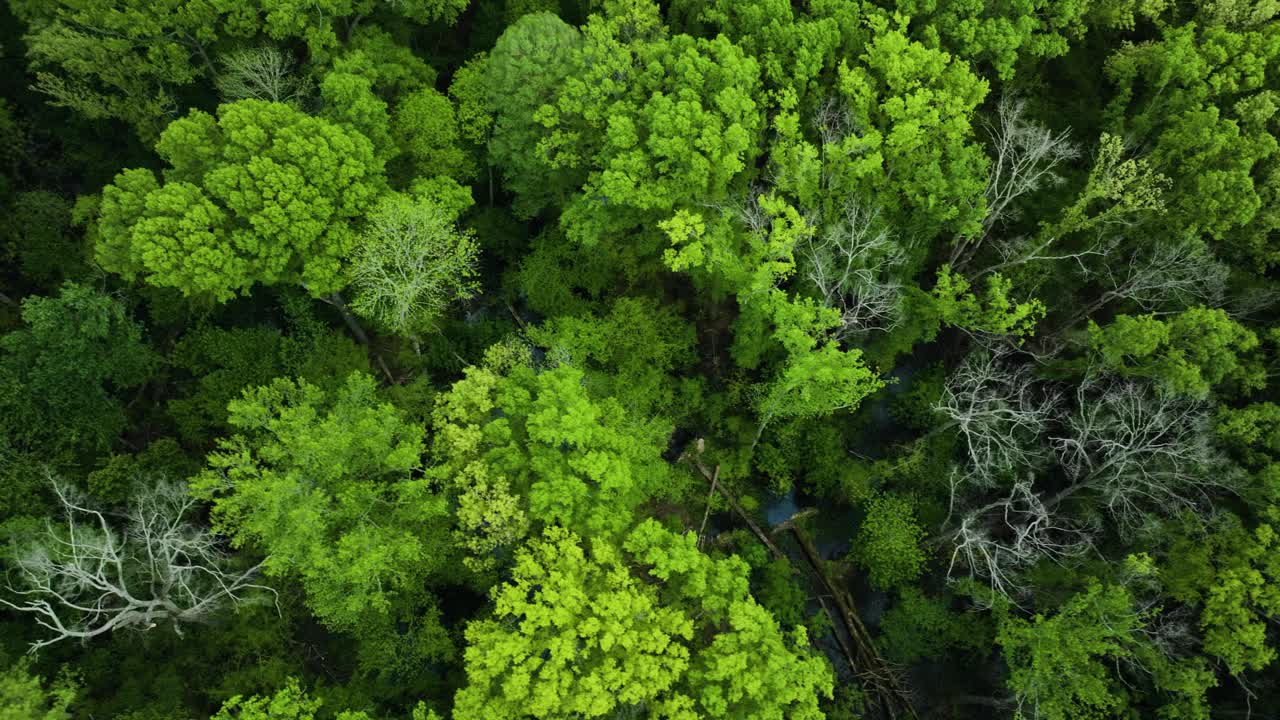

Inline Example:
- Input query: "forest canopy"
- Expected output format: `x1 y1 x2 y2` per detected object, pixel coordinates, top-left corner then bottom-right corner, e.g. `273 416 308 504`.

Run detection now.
2 1 1280 719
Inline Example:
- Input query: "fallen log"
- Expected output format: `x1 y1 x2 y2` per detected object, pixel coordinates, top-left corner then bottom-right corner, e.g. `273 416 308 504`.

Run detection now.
681 446 917 720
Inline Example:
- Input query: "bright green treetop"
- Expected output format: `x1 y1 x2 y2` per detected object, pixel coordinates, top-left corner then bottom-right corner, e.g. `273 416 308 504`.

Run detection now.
1106 22 1280 268
96 100 384 302
832 15 990 238
192 373 455 673
429 362 674 569
998 580 1213 720
1166 510 1280 676
0 659 76 720
1088 308 1264 397
455 521 832 719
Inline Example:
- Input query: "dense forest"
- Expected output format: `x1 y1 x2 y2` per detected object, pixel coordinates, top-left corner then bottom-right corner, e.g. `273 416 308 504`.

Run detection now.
2 0 1280 718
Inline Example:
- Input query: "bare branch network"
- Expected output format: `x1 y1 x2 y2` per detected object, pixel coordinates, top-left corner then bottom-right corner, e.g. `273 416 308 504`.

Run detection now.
939 358 1233 603
1 475 274 651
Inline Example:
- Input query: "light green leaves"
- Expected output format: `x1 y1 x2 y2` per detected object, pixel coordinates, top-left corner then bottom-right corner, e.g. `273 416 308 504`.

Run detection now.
349 192 479 338
1088 308 1264 397
192 373 454 672
97 100 384 302
455 522 832 719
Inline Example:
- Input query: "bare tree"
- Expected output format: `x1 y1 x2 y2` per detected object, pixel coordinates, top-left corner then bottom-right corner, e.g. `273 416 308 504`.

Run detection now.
1 477 273 651
951 96 1079 266
1049 378 1234 532
215 46 310 104
1044 239 1230 334
797 200 910 338
946 478 1095 605
935 347 1060 490
979 97 1079 236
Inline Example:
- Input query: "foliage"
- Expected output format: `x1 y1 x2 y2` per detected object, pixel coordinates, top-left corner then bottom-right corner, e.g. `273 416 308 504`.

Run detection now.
11 0 469 139
0 658 77 720
997 579 1215 720
1165 510 1280 675
96 100 384 301
1088 308 1264 397
852 492 928 589
877 587 991 665
455 523 832 719
0 283 157 457
1105 22 1280 268
192 373 455 674
8 0 1280 717
428 363 675 566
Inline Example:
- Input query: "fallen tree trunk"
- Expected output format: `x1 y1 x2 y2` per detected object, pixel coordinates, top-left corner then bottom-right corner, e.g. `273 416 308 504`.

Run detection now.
682 447 917 720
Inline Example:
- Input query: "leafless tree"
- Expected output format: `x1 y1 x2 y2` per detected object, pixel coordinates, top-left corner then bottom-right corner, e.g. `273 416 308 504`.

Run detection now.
935 347 1061 490
946 478 1095 606
814 97 854 149
216 46 310 105
797 200 910 338
980 97 1079 235
1075 239 1229 321
951 96 1079 266
1048 377 1234 532
702 185 772 235
1 477 273 651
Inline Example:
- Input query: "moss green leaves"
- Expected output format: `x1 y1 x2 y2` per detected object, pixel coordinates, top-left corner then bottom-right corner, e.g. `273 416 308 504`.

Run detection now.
0 283 157 457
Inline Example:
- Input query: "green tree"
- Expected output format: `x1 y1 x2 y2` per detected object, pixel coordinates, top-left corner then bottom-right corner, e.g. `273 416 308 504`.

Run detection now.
830 14 990 239
483 12 584 217
452 526 693 719
96 100 385 302
887 0 1151 80
0 658 77 720
429 362 675 569
349 192 479 339
0 283 157 457
998 579 1214 720
1165 510 1280 676
526 297 697 418
1105 22 1280 269
191 373 455 674
1088 308 1264 397
11 0 471 139
454 522 832 719
852 492 928 589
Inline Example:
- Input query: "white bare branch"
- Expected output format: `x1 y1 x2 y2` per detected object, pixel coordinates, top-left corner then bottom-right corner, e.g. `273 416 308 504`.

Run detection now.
946 477 1095 607
1094 239 1229 314
981 96 1079 236
935 347 1060 490
952 96 1079 266
1 474 274 651
797 200 909 338
1049 378 1235 532
215 46 310 105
